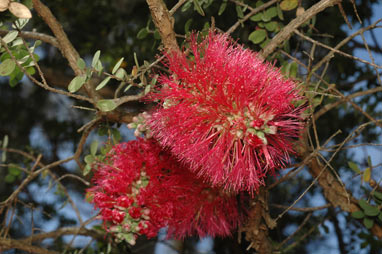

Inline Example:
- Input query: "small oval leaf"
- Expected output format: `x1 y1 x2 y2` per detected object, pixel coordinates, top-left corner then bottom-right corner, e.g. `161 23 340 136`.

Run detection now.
96 76 111 90
264 21 278 32
0 0 10 12
218 2 227 16
68 75 87 93
250 13 263 22
348 161 361 174
97 99 117 112
351 210 364 219
115 68 126 80
265 7 278 18
77 58 86 70
359 199 380 217
280 0 298 11
363 167 371 183
363 217 374 229
137 28 148 39
92 50 101 68
3 30 18 44
373 191 382 201
248 29 267 44
112 58 124 74
0 59 16 76
9 2 32 19
90 140 98 156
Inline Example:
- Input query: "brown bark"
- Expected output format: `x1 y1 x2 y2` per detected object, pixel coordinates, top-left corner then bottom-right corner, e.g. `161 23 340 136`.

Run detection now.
146 0 179 52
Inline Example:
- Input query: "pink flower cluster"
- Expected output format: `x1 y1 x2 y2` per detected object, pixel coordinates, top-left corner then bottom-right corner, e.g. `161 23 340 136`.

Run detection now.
88 30 305 242
87 138 241 242
147 31 305 193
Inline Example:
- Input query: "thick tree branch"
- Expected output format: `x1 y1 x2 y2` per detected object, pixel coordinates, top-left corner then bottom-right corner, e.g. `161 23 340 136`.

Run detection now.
242 190 273 254
146 0 179 52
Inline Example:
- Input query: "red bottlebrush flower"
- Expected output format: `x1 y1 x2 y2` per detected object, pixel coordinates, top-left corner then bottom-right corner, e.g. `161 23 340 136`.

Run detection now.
147 31 305 193
128 207 141 219
87 138 242 241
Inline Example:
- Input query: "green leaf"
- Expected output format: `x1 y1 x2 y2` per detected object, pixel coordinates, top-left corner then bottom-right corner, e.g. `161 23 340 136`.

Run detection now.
77 58 86 70
2 135 8 148
68 75 87 93
154 30 161 40
218 1 227 15
96 76 111 90
5 174 15 183
373 191 382 201
248 29 267 44
359 199 380 216
137 28 148 39
289 62 298 78
181 0 192 12
83 164 92 176
97 99 117 112
262 11 271 22
236 5 244 18
8 165 21 176
363 167 371 182
378 212 382 222
112 58 124 74
280 0 298 11
90 140 98 156
260 38 270 49
111 129 121 143
256 1 264 8
277 4 284 20
348 161 361 174
363 217 374 229
98 127 108 136
193 0 205 16
367 156 372 168
13 19 30 30
264 21 278 31
184 19 193 33
144 84 151 95
95 60 103 73
0 59 16 76
250 13 263 22
351 210 364 219
265 7 278 18
115 68 126 80
3 31 19 44
92 50 101 68
84 154 95 164
124 84 133 92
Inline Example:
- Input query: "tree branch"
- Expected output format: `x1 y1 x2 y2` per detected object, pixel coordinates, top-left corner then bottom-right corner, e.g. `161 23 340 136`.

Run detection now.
0 237 59 254
146 0 179 52
261 0 341 59
32 0 100 102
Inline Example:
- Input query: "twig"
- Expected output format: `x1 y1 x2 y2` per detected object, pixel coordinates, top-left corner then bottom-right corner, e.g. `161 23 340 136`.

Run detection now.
169 0 188 15
0 30 59 47
0 38 92 103
0 237 59 254
226 0 278 35
261 0 341 59
271 204 331 212
32 0 100 102
294 29 382 70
